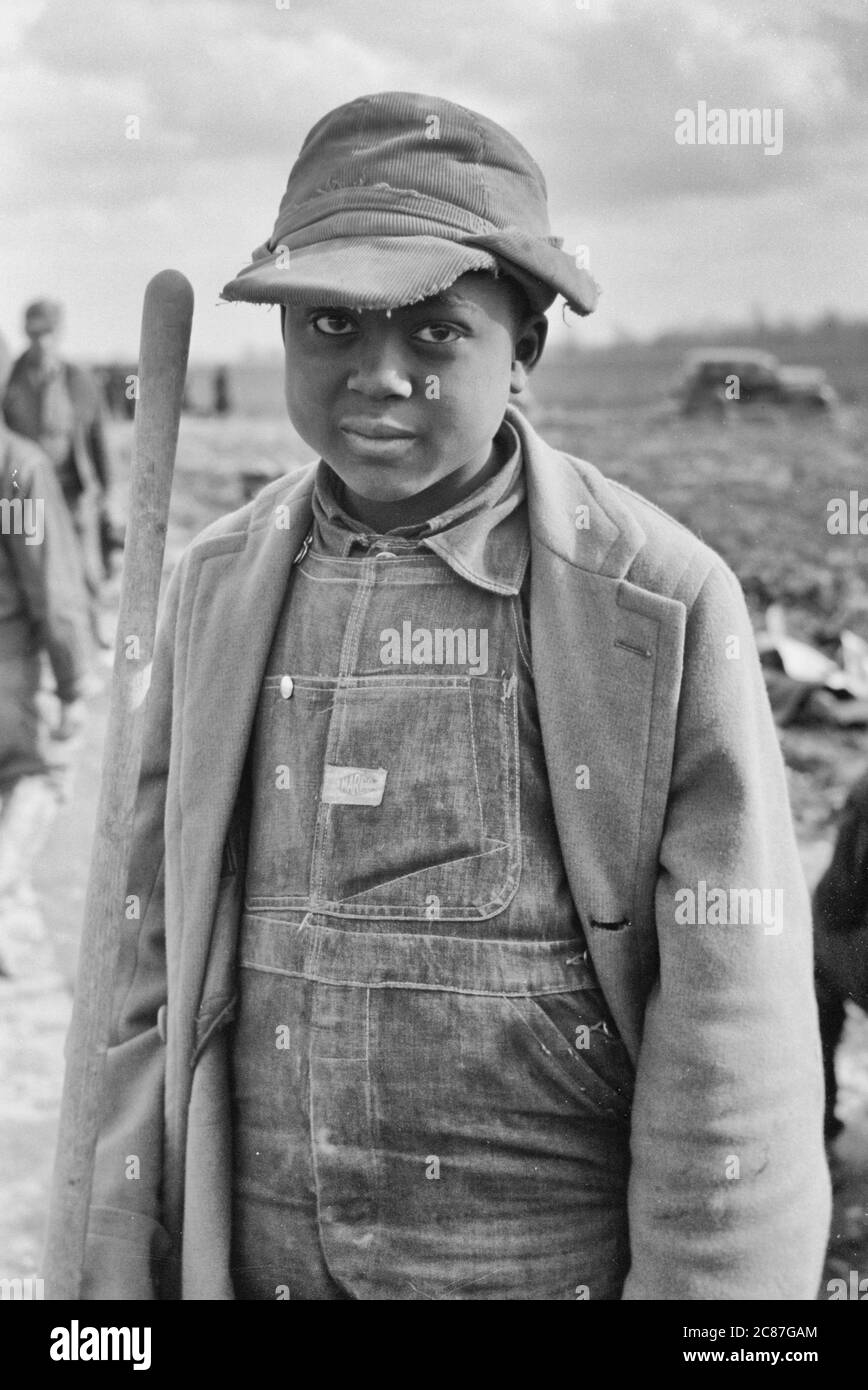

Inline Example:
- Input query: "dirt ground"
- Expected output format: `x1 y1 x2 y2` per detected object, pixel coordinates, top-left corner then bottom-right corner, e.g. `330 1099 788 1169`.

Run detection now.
1 405 867 1296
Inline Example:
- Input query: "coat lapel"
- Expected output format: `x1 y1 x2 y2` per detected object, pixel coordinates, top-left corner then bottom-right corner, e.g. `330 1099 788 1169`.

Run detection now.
512 407 686 1051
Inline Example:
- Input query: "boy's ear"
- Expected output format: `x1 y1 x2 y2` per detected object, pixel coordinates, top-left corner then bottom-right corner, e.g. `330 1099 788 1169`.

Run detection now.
510 313 548 396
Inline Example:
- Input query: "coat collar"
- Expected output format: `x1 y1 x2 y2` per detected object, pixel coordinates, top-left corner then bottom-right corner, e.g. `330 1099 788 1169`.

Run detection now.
506 404 648 580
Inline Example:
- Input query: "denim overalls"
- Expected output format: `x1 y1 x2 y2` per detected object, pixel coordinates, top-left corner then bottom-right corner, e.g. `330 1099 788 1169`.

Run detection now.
230 431 634 1300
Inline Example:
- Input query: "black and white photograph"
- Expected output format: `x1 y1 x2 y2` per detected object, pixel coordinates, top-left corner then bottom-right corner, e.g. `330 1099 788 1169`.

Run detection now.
1 0 867 1345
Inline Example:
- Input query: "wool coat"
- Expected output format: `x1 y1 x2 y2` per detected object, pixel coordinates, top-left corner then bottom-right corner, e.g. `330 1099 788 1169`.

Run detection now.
80 405 831 1300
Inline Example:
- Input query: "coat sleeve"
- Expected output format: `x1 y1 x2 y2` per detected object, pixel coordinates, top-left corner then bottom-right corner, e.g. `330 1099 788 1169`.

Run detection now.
65 364 110 495
83 374 112 493
621 560 831 1300
79 555 185 1300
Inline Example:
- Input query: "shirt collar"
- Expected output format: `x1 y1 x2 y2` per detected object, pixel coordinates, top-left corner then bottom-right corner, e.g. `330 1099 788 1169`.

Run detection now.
309 416 529 596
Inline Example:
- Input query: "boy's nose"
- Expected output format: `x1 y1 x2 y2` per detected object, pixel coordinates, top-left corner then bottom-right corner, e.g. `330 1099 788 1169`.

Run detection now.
346 345 412 399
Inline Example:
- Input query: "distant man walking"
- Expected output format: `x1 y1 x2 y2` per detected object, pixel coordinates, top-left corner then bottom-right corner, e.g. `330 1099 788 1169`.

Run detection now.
0 421 89 975
2 300 120 644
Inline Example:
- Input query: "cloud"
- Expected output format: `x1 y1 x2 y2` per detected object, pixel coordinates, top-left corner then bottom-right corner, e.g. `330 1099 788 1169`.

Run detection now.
1 0 866 356
9 0 867 213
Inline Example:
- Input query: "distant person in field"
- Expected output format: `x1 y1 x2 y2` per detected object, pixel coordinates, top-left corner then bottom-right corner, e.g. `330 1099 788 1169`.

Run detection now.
213 365 232 416
0 418 89 975
2 299 122 646
79 91 829 1301
813 769 868 1141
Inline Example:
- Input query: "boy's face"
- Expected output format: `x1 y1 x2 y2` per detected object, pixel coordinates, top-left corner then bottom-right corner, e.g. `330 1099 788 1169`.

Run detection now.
282 272 547 505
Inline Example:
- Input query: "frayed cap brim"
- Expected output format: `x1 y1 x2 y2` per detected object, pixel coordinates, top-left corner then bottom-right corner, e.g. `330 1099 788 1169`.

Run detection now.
220 236 499 311
220 233 598 315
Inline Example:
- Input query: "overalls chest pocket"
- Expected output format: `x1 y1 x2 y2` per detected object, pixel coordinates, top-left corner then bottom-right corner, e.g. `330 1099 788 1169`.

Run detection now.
244 671 521 921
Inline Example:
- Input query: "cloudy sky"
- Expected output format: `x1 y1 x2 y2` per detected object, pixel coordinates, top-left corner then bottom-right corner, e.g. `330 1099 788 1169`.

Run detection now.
1 0 866 363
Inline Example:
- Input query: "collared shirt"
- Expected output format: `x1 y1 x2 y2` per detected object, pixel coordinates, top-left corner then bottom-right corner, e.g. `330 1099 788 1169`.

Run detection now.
308 416 529 597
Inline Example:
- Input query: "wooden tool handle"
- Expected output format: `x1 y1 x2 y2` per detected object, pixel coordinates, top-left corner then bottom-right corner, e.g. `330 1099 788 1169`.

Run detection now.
43 269 194 1298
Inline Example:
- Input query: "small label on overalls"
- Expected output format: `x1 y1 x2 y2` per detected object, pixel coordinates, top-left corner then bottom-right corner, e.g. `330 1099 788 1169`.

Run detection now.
321 765 388 805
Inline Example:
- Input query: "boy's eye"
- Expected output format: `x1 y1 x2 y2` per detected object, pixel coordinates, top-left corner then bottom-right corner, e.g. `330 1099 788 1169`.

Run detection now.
311 312 357 336
413 323 463 344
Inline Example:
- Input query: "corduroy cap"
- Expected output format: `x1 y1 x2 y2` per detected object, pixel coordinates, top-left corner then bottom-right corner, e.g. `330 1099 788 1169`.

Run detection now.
220 91 599 316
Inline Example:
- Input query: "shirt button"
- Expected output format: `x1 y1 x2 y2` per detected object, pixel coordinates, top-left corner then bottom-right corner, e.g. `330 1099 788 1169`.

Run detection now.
279 675 294 699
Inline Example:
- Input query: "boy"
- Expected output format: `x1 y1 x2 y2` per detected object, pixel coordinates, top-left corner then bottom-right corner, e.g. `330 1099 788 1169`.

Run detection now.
80 91 829 1300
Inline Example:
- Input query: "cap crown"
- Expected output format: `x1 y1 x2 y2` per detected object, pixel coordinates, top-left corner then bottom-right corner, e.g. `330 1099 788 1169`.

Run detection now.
269 91 556 250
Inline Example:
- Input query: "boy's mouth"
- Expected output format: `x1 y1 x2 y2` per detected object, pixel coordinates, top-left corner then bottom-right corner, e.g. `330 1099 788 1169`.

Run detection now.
339 416 416 441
